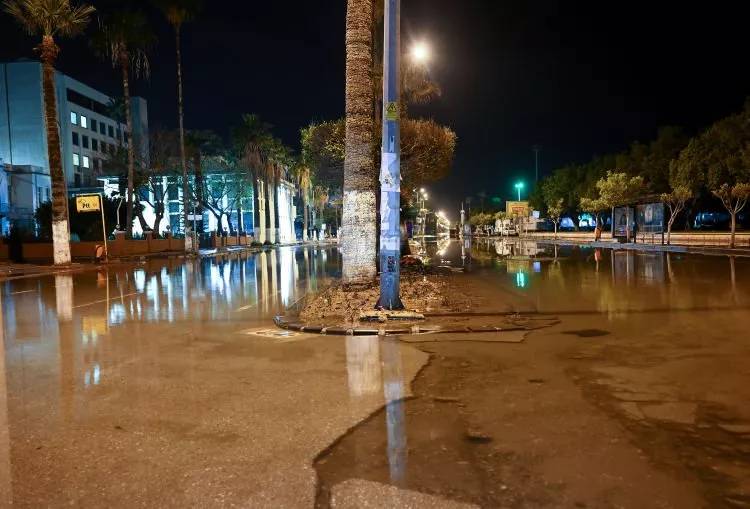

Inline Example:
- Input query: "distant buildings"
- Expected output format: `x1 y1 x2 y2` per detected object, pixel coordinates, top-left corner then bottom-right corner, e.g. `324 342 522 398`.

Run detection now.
0 60 148 233
0 59 299 243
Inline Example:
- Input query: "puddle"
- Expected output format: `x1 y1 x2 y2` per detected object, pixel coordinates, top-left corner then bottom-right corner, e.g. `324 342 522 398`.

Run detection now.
314 350 548 509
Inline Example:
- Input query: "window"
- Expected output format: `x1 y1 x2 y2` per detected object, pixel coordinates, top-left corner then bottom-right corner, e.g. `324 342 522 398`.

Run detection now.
168 202 180 213
167 184 178 200
74 174 81 187
99 122 106 135
70 111 78 125
37 186 43 206
82 135 89 149
108 125 114 138
72 132 79 146
116 128 121 141
91 139 98 151
80 115 88 129
124 131 129 143
73 153 80 167
82 156 90 169
91 118 97 132
46 188 51 201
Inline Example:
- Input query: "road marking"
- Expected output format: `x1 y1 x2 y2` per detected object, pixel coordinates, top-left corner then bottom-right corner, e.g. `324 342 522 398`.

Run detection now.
234 304 256 312
73 291 139 309
9 290 36 295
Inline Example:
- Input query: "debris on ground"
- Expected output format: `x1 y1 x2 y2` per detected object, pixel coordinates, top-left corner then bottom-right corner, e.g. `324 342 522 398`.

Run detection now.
299 274 472 324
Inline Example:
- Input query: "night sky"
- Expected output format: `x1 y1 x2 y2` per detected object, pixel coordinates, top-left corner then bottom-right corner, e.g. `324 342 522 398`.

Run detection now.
2 0 749 220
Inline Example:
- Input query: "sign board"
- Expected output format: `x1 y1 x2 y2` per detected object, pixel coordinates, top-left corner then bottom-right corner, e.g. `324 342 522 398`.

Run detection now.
505 200 529 217
636 203 665 234
187 214 202 221
385 102 399 121
612 206 635 240
76 195 101 213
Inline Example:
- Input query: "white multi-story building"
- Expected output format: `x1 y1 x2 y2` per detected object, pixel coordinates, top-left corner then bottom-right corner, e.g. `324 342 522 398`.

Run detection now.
0 60 148 232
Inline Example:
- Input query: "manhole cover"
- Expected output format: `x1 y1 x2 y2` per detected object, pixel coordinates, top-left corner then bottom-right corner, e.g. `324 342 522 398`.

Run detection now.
562 329 610 338
243 328 302 340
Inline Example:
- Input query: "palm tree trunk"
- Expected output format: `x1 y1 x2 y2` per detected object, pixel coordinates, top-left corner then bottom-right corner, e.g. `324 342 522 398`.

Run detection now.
303 197 309 242
267 176 277 243
193 151 204 236
40 37 71 265
256 178 266 243
342 0 377 284
121 56 136 239
175 25 192 253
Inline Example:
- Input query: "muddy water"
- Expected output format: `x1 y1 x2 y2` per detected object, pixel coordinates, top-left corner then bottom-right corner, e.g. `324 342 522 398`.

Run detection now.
315 239 750 508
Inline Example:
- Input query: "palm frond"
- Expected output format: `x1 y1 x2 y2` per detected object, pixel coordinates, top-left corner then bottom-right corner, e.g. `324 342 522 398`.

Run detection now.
93 9 154 78
3 0 94 37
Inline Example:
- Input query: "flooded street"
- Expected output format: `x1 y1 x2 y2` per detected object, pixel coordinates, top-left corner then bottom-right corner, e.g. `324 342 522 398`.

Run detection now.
1 241 750 507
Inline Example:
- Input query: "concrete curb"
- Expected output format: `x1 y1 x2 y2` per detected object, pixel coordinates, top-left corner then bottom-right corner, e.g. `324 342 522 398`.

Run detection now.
528 238 750 257
273 315 527 337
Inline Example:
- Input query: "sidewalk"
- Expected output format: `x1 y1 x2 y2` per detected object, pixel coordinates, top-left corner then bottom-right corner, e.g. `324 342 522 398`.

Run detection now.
526 236 750 257
0 240 333 281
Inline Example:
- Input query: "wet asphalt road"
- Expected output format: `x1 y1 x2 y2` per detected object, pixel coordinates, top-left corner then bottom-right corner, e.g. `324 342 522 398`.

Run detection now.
1 240 749 507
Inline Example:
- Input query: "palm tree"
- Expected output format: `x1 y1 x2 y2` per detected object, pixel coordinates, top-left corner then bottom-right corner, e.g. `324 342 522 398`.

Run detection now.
155 0 202 251
3 0 95 264
233 114 273 243
342 0 377 284
93 10 153 238
296 164 313 241
186 129 221 239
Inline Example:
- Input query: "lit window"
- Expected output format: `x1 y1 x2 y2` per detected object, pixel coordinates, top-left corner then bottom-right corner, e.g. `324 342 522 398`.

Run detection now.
73 153 80 166
70 111 78 125
72 132 79 146
82 156 90 169
80 115 88 129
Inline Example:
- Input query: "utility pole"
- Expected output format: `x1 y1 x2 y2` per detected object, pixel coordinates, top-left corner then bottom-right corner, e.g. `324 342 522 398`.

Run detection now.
377 0 403 310
533 145 541 182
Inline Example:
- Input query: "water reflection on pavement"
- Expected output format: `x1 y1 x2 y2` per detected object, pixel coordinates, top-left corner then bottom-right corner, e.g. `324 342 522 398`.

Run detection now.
441 237 749 315
2 239 750 507
316 238 750 509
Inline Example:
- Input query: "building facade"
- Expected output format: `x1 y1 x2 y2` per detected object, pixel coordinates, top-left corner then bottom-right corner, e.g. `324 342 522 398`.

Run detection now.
0 60 148 232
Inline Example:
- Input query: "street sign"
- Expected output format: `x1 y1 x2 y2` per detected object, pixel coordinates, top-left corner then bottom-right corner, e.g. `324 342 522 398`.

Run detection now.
385 101 399 121
76 195 101 213
75 193 108 261
187 214 202 221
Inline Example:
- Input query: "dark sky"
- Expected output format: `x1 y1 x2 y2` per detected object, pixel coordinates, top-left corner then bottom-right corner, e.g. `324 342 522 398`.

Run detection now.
2 0 750 220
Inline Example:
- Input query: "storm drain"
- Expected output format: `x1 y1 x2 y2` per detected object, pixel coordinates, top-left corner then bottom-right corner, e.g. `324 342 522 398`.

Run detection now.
563 329 610 338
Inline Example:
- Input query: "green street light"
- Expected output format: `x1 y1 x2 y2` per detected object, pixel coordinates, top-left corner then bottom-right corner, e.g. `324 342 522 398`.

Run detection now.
514 181 525 201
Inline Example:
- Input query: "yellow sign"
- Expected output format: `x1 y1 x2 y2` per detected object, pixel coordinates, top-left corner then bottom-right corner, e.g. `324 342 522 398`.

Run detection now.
76 195 101 213
385 101 399 121
505 200 529 217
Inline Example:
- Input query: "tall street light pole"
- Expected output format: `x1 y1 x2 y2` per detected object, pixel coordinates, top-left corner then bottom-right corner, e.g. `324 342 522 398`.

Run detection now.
377 0 404 310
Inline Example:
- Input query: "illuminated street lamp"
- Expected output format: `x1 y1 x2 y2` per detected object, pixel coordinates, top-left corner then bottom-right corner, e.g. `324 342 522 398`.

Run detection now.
411 42 430 63
514 181 525 201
